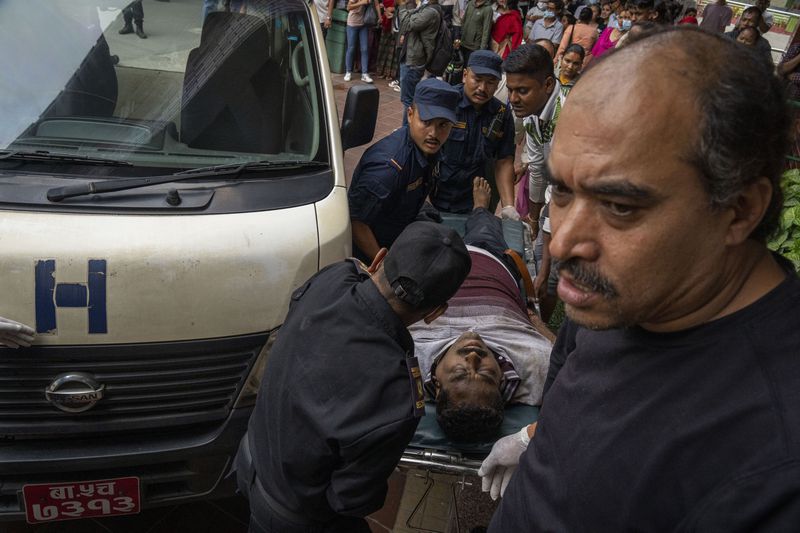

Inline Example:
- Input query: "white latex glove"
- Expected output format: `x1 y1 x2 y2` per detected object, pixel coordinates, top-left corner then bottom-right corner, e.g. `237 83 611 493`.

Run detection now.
477 425 530 500
500 205 520 221
0 317 36 348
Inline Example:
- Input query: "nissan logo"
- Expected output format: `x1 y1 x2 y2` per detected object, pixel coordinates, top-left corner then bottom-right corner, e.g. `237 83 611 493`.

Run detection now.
45 373 105 413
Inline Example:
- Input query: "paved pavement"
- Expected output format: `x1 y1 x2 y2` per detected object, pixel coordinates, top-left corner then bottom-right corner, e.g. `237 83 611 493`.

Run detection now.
334 75 405 183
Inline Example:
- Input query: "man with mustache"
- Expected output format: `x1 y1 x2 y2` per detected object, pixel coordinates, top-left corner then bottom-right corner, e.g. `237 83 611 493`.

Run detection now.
431 51 519 219
348 78 460 262
478 27 800 529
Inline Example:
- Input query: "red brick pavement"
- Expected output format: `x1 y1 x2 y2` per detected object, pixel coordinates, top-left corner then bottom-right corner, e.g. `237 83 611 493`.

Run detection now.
331 74 405 184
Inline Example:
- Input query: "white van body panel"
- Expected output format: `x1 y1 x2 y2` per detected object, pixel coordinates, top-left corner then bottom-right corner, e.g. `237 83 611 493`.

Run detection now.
0 207 320 345
317 185 352 268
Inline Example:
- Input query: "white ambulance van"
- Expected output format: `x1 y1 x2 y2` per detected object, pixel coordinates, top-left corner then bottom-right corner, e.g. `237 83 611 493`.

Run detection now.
0 0 377 524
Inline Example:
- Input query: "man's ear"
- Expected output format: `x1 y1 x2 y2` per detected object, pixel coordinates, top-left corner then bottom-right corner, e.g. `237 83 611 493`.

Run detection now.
423 302 448 324
545 75 556 95
725 177 774 246
367 248 388 274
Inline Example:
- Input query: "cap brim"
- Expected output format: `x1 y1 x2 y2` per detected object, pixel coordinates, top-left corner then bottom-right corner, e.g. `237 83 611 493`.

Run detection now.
416 102 457 124
468 65 502 79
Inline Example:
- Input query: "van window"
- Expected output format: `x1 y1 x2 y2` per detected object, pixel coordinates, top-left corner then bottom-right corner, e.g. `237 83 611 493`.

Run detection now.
0 0 327 171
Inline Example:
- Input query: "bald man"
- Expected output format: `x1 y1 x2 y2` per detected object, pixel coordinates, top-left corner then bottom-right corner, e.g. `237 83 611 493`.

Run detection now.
479 26 800 530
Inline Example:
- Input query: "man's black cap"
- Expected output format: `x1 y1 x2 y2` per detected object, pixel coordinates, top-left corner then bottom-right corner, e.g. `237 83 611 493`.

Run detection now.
468 50 503 79
384 222 471 308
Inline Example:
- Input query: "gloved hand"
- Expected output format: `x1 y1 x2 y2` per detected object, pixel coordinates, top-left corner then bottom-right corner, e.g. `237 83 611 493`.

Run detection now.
477 425 531 500
0 317 35 348
500 205 520 221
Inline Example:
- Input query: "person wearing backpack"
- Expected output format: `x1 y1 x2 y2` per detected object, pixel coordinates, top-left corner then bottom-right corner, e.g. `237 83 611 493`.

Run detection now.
399 0 444 125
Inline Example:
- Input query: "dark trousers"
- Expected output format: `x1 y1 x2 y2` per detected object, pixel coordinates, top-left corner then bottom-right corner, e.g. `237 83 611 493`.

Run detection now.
393 47 403 80
460 46 475 69
464 208 510 260
464 208 526 288
247 479 371 533
248 500 370 533
400 64 425 126
236 434 371 533
122 1 143 24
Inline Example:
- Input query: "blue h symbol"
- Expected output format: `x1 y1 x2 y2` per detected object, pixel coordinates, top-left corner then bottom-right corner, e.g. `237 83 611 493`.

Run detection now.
35 260 108 334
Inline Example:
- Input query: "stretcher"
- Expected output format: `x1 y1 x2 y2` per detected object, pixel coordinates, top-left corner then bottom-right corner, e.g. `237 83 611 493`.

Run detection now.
397 213 542 531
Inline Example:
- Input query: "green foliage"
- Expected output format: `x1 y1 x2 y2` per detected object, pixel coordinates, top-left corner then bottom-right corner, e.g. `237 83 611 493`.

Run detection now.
547 300 565 331
768 169 800 271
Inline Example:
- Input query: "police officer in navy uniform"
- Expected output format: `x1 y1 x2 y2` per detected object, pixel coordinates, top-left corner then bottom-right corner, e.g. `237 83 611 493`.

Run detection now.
235 222 471 533
348 78 461 262
432 50 519 218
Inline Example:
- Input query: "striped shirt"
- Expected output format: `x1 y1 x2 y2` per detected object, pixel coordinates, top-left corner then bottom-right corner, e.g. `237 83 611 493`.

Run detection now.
410 246 552 406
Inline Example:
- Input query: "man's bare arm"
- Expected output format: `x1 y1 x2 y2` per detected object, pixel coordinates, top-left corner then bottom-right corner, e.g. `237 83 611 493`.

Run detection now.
351 220 381 262
778 52 800 77
494 156 516 211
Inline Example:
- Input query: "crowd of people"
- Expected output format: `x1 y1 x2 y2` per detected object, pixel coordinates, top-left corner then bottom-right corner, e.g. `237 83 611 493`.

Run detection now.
313 0 788 87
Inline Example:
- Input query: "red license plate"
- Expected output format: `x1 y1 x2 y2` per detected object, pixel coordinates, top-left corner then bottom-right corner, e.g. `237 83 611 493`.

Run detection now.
22 477 140 524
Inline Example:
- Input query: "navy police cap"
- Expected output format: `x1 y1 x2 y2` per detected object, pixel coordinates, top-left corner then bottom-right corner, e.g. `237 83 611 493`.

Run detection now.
467 50 503 79
413 78 460 124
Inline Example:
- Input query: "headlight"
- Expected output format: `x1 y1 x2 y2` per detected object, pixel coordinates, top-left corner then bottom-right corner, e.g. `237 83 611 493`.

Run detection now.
233 330 278 408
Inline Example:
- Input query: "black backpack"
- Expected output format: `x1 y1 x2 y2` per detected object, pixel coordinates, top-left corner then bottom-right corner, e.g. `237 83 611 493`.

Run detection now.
425 6 454 77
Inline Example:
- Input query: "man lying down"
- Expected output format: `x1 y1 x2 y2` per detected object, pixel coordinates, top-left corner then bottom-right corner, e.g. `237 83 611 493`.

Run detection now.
409 178 554 442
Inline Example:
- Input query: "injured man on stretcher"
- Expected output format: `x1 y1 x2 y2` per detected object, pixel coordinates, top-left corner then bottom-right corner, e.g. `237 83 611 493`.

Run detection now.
409 178 554 443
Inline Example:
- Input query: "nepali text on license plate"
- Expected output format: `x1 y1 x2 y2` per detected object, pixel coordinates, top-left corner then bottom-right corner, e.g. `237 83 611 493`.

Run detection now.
23 476 140 524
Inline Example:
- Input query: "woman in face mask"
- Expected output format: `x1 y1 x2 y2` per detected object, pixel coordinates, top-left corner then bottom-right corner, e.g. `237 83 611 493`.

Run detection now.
587 7 630 63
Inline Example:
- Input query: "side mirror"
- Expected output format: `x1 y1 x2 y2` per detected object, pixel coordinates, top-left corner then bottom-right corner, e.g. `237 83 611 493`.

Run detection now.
340 85 379 152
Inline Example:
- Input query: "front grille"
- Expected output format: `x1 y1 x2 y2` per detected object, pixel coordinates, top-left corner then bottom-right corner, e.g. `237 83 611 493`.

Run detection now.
0 334 267 437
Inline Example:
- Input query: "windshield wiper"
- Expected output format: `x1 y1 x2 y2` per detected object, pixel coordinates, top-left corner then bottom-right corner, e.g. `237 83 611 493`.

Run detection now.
0 150 133 167
46 160 328 202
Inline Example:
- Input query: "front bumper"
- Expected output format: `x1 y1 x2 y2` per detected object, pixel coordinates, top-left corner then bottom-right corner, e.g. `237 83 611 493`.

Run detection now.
0 406 252 521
